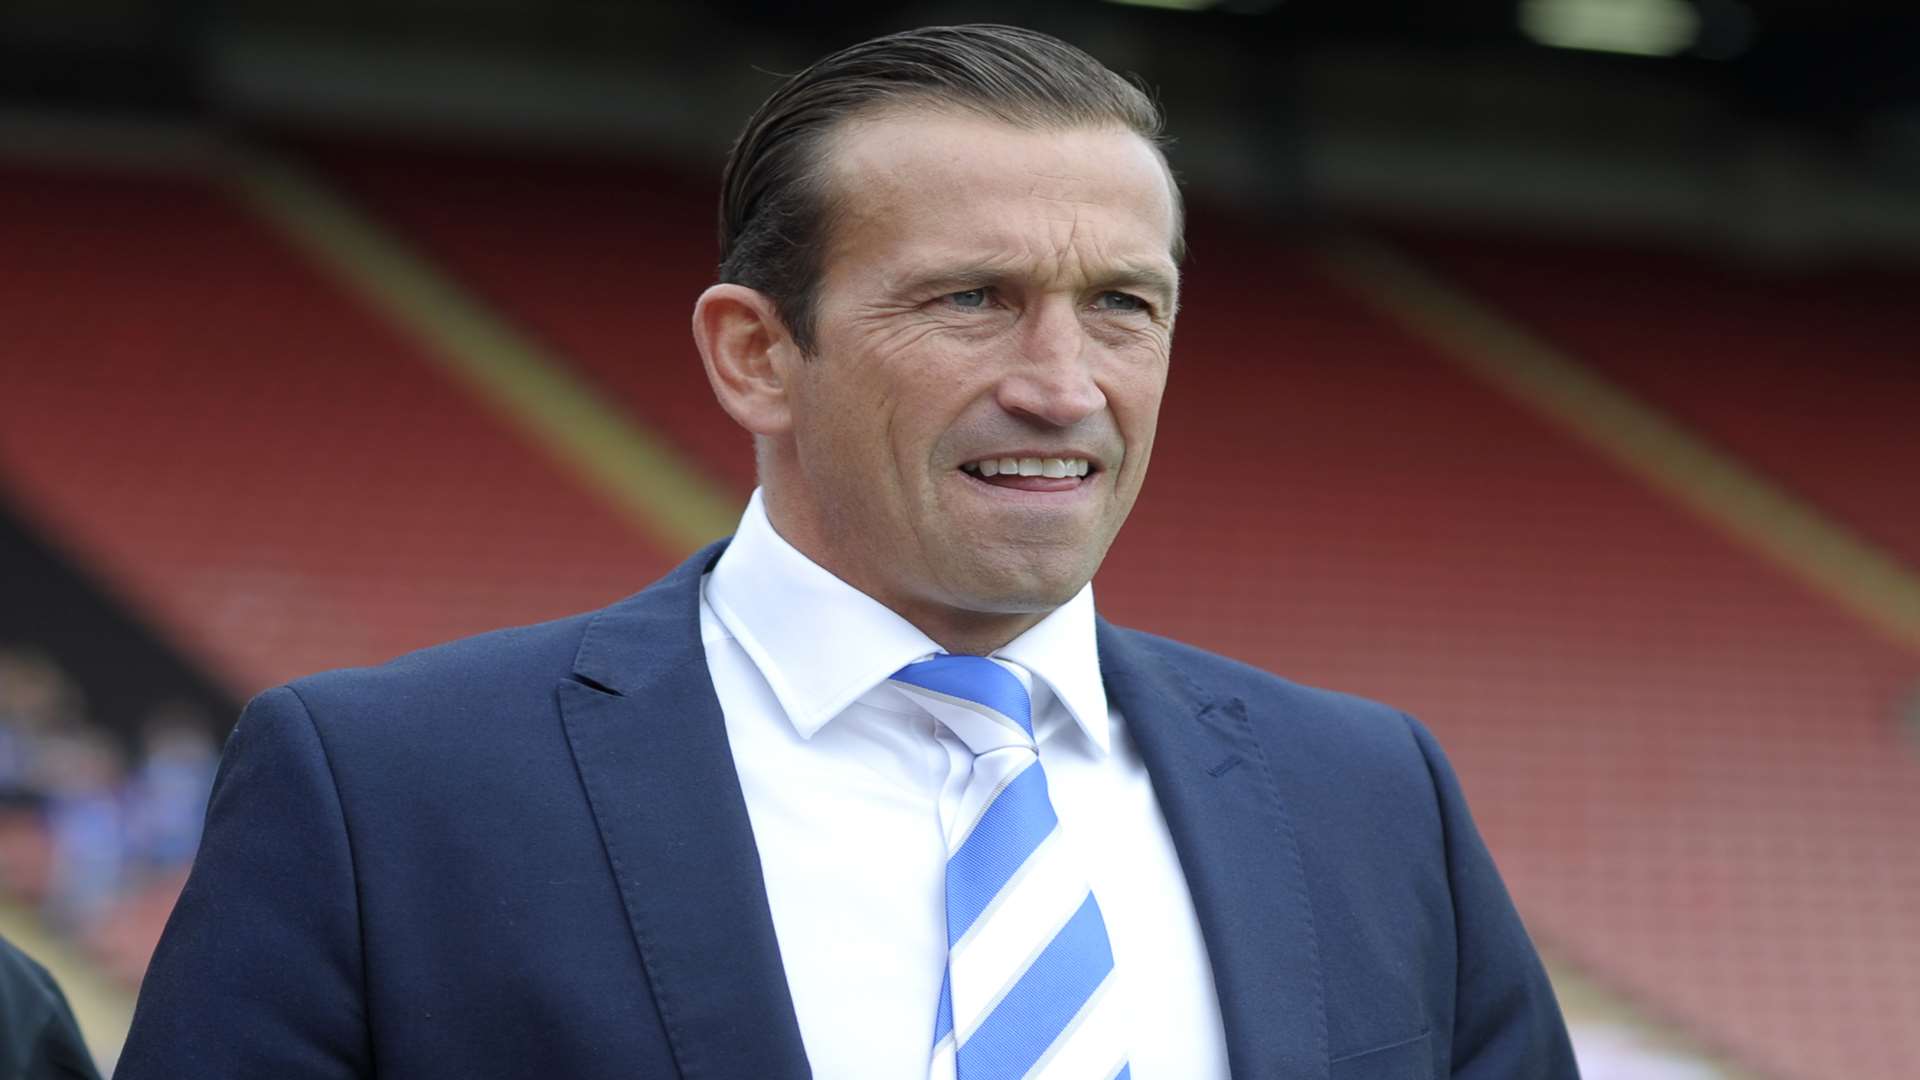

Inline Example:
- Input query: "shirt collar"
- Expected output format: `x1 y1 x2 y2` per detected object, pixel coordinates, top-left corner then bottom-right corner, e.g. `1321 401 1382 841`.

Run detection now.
993 579 1109 754
704 489 1110 753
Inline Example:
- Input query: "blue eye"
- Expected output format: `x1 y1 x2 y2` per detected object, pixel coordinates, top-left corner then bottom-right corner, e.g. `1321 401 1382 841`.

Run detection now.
948 288 990 308
1095 291 1148 313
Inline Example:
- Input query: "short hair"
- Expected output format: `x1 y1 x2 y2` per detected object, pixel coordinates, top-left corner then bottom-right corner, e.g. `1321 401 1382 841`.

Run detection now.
717 23 1182 354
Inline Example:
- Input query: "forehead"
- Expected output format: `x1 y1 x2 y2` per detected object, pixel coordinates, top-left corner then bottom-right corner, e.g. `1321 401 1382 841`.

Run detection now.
818 109 1179 284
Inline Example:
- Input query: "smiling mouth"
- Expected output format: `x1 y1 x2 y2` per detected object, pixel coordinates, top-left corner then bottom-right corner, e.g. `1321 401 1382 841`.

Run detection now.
959 456 1092 480
957 455 1096 494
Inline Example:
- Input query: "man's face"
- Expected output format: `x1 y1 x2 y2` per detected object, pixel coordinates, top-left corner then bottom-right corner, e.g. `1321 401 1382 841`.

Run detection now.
764 108 1180 646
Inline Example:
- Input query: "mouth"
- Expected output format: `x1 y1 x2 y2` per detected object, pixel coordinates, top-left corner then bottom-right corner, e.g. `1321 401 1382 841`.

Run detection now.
957 455 1097 493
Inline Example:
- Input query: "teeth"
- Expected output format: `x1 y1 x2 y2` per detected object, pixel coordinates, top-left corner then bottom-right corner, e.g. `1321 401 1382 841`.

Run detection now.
962 457 1093 478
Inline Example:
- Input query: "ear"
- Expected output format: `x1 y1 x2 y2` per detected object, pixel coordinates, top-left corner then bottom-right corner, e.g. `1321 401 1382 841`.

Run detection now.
693 284 801 437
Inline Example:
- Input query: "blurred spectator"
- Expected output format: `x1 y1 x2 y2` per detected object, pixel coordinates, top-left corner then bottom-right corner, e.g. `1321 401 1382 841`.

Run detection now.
0 651 84 808
0 647 216 988
0 650 84 901
122 703 216 874
0 934 102 1080
35 731 126 936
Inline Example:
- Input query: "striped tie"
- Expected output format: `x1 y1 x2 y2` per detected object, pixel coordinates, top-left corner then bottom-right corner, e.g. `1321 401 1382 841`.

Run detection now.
890 655 1129 1080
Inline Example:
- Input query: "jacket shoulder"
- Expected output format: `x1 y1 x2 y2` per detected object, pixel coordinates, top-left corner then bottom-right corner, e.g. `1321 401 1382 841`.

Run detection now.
296 609 595 705
261 605 616 756
1103 624 1412 731
1100 622 1438 793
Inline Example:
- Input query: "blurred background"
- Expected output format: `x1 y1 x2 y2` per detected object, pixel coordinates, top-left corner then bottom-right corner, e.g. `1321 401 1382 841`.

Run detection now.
1 0 1916 1076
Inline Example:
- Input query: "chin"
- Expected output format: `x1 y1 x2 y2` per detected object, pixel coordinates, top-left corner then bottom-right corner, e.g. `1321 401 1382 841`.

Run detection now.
928 535 1104 612
956 566 1092 615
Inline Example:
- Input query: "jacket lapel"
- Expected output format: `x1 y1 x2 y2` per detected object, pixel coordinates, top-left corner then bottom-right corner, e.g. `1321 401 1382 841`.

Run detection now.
1098 620 1330 1079
559 541 811 1080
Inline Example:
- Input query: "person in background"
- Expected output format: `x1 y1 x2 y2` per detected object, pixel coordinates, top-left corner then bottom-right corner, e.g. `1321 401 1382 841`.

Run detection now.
34 732 125 937
123 704 217 876
0 651 80 808
0 934 101 1080
0 651 218 991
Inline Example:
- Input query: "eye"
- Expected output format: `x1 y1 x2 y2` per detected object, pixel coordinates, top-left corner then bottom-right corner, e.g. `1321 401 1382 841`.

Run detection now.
1093 291 1149 314
946 287 991 309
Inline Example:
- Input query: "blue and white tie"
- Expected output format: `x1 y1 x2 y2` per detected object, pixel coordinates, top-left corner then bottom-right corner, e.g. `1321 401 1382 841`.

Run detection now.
891 655 1130 1080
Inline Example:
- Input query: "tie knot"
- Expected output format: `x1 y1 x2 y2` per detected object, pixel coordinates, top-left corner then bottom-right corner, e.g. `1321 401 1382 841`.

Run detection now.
889 655 1035 756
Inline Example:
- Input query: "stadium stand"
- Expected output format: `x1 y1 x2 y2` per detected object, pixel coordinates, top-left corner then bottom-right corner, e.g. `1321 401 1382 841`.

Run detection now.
0 162 686 695
295 140 758 494
1 141 1915 1078
1396 229 1920 571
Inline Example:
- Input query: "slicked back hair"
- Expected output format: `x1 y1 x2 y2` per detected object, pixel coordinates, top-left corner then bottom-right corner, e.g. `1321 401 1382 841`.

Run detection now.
717 24 1182 354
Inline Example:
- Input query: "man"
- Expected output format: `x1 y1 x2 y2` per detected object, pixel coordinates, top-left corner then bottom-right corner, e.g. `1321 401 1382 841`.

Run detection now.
0 935 102 1080
119 24 1578 1080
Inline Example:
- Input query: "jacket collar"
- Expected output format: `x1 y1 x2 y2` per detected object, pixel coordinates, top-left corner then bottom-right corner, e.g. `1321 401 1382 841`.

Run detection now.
1098 621 1330 1079
561 539 813 1079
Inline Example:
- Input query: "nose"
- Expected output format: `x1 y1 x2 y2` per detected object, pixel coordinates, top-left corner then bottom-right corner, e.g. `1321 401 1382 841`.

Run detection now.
995 301 1106 427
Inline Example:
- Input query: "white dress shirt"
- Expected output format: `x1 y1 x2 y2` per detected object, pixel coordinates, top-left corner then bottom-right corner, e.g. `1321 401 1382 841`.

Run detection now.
700 490 1230 1078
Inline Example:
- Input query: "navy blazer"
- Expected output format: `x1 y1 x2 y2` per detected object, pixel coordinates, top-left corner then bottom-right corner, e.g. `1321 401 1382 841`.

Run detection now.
118 542 1577 1079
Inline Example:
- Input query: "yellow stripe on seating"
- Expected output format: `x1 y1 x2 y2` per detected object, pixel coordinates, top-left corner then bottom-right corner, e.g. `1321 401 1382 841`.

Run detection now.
1321 236 1920 656
1542 951 1760 1079
229 149 742 556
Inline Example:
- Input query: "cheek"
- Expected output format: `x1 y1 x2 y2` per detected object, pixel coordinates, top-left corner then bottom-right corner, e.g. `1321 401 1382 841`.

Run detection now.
1110 368 1169 489
882 357 988 453
1109 356 1170 430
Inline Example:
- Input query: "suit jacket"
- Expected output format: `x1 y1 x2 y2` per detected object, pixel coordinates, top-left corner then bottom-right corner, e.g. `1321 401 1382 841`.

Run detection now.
117 541 1577 1079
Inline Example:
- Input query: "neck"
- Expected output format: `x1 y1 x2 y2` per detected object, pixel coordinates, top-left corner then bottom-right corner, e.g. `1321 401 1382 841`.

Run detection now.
901 605 1048 658
757 485 1054 657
